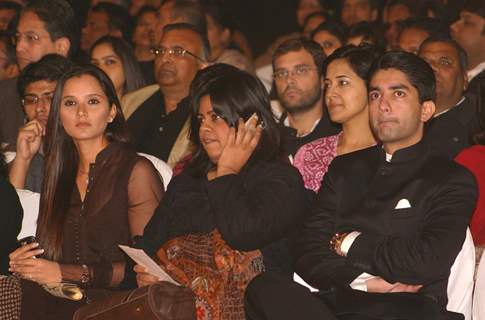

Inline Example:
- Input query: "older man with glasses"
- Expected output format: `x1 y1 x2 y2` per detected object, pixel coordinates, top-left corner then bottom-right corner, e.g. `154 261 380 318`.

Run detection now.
123 23 208 167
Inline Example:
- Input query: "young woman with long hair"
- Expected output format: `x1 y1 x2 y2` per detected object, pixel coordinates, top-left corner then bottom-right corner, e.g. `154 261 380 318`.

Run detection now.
73 63 308 320
293 45 378 192
7 65 163 319
90 36 146 101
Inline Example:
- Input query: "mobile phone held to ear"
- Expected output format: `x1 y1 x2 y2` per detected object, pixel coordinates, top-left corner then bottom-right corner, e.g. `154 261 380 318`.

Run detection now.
245 113 266 132
18 236 36 246
245 113 258 129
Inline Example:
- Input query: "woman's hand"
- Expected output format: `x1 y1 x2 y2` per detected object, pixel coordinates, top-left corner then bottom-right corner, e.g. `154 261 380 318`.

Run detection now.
9 243 62 284
134 264 160 287
216 116 262 177
16 120 45 162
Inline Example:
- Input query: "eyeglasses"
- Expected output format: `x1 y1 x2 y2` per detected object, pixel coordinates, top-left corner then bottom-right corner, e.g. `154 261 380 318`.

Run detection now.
273 65 316 80
13 32 46 46
150 46 205 62
21 92 54 107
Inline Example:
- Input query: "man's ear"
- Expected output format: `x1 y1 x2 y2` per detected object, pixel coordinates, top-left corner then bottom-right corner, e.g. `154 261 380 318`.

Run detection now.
371 9 378 22
5 63 19 79
421 100 436 122
54 37 71 57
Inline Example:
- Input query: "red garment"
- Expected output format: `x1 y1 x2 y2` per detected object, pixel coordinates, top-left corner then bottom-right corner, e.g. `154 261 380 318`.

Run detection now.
455 145 485 245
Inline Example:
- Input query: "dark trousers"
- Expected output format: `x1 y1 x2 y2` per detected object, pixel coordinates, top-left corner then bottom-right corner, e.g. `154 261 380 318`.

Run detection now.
244 272 464 320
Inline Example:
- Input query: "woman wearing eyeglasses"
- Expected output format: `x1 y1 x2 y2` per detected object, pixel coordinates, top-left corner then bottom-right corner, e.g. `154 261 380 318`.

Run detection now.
5 65 163 320
293 45 378 192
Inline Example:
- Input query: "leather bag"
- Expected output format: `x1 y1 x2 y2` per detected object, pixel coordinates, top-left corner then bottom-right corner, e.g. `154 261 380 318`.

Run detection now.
73 281 196 320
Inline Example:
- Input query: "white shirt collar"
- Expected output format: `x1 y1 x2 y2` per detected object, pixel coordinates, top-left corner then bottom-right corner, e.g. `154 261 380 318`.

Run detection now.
385 153 392 162
433 96 466 118
283 116 321 138
467 61 485 81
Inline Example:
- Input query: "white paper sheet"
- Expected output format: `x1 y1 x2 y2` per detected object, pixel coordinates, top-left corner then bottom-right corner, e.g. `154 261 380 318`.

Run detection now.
119 245 180 286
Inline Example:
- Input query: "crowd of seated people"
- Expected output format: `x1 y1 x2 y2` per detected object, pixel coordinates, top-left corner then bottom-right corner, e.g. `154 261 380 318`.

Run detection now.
0 0 484 319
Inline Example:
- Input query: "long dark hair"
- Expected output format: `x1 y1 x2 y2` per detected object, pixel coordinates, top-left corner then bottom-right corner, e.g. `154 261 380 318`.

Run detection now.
323 44 380 81
37 65 129 260
89 36 146 96
187 63 281 177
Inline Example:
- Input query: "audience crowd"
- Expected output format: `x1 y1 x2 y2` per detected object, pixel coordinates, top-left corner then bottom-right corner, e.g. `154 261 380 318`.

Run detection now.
0 0 484 319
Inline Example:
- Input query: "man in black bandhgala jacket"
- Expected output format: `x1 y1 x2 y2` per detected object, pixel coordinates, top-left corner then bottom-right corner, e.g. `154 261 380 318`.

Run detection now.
245 51 477 320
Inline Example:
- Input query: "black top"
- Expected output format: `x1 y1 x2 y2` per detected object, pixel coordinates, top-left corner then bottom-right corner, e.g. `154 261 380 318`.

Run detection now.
130 160 309 283
295 141 477 308
279 112 341 157
0 176 23 275
467 69 485 98
424 95 480 159
126 91 190 161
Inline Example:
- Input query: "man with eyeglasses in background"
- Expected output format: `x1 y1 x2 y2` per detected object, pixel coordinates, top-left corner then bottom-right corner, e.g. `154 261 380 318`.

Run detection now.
123 23 208 167
0 0 78 147
418 35 480 159
272 37 340 162
7 54 73 193
0 33 18 81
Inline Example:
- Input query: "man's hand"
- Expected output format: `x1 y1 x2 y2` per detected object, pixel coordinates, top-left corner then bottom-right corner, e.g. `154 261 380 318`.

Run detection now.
366 277 422 293
389 282 423 293
16 120 45 162
216 117 262 177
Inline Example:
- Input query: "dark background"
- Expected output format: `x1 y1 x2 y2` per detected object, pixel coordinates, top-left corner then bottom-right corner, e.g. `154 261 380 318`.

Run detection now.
68 0 302 57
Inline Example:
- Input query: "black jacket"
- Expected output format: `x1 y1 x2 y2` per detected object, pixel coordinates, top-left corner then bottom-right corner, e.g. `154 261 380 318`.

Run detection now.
0 176 23 275
135 160 309 277
279 112 341 157
294 141 477 308
126 91 190 162
424 95 480 159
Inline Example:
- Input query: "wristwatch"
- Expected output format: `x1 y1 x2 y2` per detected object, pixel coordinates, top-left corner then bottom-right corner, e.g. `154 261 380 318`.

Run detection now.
330 232 349 256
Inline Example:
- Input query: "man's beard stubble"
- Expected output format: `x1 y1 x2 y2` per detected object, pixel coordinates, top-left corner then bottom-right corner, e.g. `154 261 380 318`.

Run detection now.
279 83 322 115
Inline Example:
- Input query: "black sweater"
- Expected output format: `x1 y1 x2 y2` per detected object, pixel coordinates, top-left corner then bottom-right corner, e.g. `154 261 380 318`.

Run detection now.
132 159 309 280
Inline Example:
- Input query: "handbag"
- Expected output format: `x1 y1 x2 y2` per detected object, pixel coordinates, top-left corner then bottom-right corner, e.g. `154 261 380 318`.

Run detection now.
73 281 196 320
156 229 265 320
